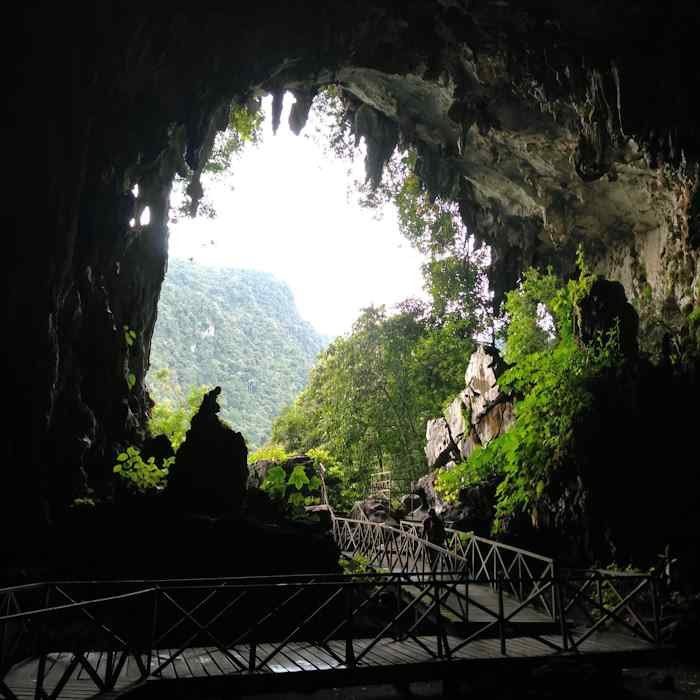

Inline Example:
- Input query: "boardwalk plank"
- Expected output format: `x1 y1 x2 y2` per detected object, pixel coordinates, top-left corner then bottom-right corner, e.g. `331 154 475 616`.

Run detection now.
289 643 335 671
3 631 663 700
181 648 209 677
278 644 317 671
254 644 290 674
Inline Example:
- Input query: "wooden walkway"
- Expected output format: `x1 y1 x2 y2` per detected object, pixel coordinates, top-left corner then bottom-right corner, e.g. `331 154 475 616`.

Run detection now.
1 518 670 699
3 632 663 699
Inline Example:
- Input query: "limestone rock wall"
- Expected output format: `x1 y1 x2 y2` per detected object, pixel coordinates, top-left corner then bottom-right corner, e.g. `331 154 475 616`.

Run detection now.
425 344 514 471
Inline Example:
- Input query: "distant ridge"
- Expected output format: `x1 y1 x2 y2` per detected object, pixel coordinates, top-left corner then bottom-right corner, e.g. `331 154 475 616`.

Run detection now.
148 258 327 449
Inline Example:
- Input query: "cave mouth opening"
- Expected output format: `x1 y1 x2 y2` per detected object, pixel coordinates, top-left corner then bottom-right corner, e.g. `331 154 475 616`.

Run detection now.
146 88 494 451
149 89 423 453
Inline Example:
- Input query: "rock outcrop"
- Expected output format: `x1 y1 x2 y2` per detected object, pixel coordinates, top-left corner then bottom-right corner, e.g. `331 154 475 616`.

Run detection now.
410 471 497 534
425 345 514 471
350 498 390 523
166 387 248 516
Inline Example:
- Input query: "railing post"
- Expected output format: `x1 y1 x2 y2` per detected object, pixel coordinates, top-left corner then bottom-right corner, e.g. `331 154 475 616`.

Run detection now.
434 575 447 659
555 566 569 651
518 556 524 602
344 583 355 668
463 569 469 625
104 650 115 690
33 584 52 700
147 586 159 678
248 632 257 672
497 575 506 656
650 576 661 644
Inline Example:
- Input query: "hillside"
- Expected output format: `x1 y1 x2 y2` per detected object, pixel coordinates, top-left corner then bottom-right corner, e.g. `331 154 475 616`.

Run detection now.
147 259 327 449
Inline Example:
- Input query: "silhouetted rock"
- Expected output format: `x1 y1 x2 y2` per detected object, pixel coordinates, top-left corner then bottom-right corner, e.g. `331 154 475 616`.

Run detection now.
578 278 639 357
411 470 496 532
167 387 248 516
141 434 174 465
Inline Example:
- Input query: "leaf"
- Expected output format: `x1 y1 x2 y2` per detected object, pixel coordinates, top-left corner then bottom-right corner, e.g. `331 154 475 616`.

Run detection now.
117 453 129 462
287 465 310 491
288 492 305 507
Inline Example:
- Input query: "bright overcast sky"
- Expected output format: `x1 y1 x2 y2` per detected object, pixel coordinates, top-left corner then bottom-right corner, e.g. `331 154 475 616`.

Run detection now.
167 93 427 338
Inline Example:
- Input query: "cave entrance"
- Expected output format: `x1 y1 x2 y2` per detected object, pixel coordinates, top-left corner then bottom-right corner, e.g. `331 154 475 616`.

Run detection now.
147 89 487 452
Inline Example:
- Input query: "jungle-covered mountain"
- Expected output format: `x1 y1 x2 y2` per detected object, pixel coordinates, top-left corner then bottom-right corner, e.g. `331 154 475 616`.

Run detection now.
147 259 327 449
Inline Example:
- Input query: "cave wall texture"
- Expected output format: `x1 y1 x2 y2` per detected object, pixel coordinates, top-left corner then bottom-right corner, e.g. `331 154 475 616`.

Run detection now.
5 2 700 552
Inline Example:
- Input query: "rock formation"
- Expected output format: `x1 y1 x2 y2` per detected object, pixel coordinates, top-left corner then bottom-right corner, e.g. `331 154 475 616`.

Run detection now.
425 344 514 471
166 387 249 516
412 471 497 534
414 344 515 527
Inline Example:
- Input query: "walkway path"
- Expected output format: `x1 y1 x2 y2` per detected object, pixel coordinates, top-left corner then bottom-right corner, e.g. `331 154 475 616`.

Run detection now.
1 517 668 699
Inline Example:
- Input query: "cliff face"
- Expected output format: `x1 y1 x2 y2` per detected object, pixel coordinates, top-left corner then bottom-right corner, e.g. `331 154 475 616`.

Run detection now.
6 2 700 536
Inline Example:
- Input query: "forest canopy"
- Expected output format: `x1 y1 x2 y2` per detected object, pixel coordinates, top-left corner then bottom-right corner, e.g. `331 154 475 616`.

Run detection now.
148 260 327 449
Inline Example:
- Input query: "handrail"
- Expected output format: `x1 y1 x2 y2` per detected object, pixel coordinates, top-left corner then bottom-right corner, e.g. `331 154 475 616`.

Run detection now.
0 587 156 623
0 519 663 699
399 520 555 565
1 573 662 699
336 517 462 560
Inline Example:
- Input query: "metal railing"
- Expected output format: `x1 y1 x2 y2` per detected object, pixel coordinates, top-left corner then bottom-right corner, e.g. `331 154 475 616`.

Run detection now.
399 520 556 617
0 520 663 699
0 569 662 699
333 517 662 651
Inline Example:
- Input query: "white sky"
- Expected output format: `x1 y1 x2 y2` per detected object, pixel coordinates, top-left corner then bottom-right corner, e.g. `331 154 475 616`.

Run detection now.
167 93 427 338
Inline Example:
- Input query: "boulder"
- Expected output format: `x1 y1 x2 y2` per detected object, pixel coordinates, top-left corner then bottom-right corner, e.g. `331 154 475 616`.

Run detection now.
350 497 389 523
412 470 496 533
166 387 248 516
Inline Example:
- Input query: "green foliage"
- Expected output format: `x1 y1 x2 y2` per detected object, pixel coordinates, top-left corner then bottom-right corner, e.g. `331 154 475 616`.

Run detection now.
249 445 290 464
287 464 310 491
148 375 209 451
147 260 326 450
113 445 174 493
123 325 139 392
204 102 264 175
339 553 372 576
123 325 137 347
261 465 288 499
437 258 622 530
687 305 700 353
271 304 476 507
258 457 323 515
71 496 96 509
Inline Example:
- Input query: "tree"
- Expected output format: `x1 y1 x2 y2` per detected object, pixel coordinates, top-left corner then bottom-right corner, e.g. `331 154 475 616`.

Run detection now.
271 304 476 496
